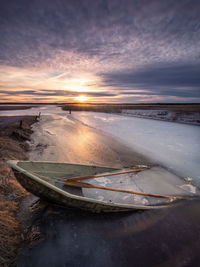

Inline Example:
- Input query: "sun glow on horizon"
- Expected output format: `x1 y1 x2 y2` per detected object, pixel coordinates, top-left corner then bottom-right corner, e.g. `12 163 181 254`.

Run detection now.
75 95 89 102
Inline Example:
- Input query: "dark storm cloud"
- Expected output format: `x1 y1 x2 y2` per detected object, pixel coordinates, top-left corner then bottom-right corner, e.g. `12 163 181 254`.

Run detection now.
120 89 200 98
102 62 200 98
161 89 200 98
103 63 200 88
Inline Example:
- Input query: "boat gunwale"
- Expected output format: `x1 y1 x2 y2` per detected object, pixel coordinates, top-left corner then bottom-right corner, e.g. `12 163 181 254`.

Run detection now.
7 160 175 210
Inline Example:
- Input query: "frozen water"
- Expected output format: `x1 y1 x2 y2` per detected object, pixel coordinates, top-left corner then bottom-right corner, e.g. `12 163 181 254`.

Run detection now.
29 113 143 167
72 112 200 186
0 105 66 116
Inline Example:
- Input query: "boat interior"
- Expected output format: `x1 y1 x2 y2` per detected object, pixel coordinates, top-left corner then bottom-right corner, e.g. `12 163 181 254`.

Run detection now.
14 161 198 206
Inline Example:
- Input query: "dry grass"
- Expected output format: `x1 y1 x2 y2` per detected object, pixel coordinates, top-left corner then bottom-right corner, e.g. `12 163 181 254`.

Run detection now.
0 106 33 111
62 103 200 113
0 201 20 266
0 174 28 266
0 116 35 266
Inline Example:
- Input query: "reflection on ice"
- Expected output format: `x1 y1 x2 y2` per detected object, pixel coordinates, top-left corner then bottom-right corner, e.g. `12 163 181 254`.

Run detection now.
29 114 148 167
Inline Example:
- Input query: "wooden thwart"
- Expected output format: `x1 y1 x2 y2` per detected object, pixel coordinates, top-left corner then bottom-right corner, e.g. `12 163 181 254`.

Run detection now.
65 168 148 183
64 167 183 200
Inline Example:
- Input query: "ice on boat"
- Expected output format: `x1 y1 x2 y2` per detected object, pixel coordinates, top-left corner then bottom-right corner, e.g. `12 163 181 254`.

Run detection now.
82 166 198 206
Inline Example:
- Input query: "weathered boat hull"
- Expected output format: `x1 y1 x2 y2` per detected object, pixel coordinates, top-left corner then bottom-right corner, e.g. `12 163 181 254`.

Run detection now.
8 160 173 212
14 171 136 212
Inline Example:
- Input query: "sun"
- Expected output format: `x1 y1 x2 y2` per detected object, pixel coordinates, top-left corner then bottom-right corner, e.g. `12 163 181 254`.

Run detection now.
75 95 89 102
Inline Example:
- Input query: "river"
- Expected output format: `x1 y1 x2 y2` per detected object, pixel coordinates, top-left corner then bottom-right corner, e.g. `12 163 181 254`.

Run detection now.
1 105 200 266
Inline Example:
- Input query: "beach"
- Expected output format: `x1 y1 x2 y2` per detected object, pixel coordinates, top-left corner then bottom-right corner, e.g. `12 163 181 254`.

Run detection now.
0 105 200 266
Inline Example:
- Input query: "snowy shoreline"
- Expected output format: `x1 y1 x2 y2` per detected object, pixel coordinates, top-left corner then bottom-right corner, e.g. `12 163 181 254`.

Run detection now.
121 109 200 126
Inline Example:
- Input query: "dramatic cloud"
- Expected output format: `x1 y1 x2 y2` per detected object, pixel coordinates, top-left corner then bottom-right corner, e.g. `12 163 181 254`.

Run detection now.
0 0 200 102
102 62 200 100
102 63 200 88
0 89 116 97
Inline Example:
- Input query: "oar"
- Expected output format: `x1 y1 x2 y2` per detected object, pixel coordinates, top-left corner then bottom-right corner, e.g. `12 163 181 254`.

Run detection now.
65 167 148 183
65 180 181 200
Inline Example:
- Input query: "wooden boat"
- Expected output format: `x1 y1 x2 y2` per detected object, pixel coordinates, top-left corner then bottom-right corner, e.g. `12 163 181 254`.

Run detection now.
7 160 182 212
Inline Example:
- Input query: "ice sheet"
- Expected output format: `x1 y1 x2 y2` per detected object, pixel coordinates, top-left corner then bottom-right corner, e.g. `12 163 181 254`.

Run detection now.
72 112 200 186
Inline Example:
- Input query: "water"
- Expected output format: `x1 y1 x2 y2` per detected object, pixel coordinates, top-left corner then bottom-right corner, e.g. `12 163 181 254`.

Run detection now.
18 199 200 267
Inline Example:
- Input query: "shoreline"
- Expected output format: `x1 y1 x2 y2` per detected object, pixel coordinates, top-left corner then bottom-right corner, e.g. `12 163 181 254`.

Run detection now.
0 106 34 111
118 112 200 126
0 115 37 266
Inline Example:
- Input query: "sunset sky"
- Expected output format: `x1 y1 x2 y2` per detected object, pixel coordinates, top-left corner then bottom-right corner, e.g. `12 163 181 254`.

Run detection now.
0 0 200 103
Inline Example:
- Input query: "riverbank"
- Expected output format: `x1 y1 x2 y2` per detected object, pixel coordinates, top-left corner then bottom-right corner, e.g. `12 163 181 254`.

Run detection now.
0 106 33 111
0 116 36 266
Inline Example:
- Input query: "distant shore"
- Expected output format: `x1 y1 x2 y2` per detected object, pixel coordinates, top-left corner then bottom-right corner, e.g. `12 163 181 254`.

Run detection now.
62 103 200 112
0 105 34 111
62 103 200 126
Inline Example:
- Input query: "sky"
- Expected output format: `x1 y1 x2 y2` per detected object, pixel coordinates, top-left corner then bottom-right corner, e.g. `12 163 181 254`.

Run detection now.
0 0 200 103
